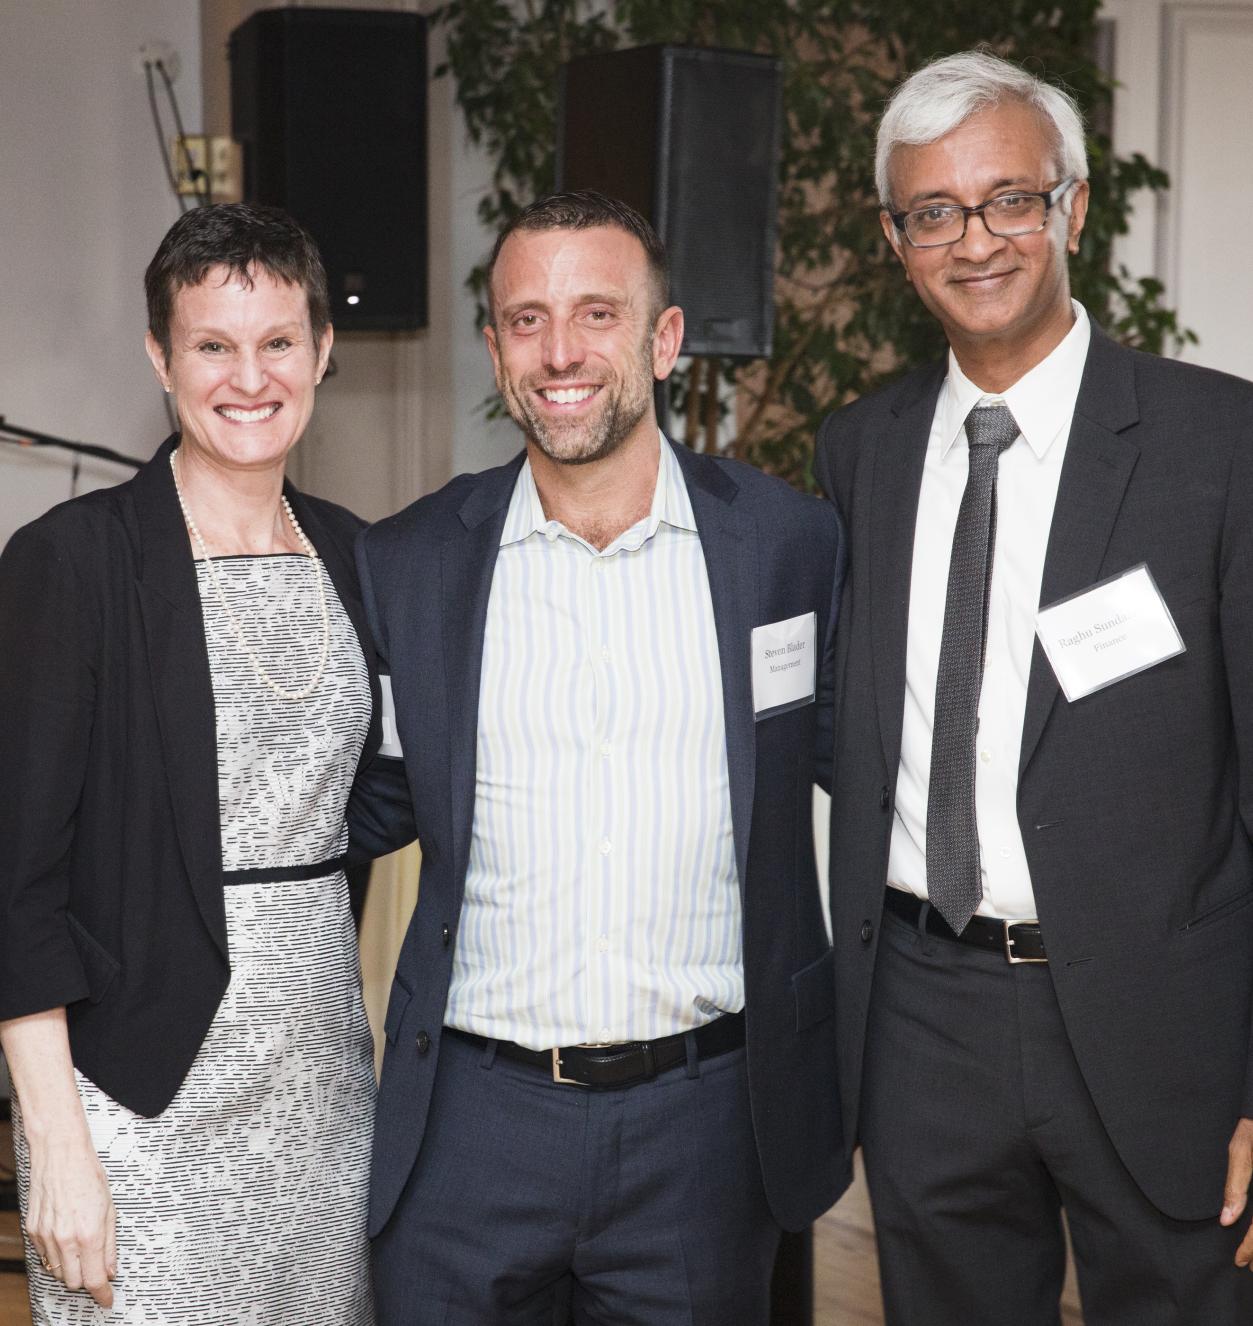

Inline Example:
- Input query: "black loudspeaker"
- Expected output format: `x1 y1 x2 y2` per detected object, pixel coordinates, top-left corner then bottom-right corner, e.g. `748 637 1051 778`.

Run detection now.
558 45 783 360
229 7 428 331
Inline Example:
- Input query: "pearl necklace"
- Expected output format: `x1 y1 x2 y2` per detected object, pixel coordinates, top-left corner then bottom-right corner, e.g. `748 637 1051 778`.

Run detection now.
170 450 331 701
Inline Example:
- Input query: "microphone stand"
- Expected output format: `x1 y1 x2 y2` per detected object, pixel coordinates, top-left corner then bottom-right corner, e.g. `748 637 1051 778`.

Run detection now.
0 417 144 471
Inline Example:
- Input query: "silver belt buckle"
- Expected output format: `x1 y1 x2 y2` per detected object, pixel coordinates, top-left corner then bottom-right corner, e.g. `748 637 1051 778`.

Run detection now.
1003 920 1047 964
551 1047 586 1085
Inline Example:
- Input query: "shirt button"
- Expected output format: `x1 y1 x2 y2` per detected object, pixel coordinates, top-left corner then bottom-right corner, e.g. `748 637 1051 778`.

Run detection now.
600 740 612 757
601 646 611 663
999 847 1012 859
599 838 612 856
979 749 992 764
415 1030 431 1054
600 1027 611 1042
597 935 609 953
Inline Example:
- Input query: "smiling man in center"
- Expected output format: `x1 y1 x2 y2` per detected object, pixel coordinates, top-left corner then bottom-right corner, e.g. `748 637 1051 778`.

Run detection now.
350 190 849 1324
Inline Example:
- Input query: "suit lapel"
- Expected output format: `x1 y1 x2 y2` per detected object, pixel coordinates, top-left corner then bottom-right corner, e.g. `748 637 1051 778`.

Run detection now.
1019 329 1140 776
132 438 227 958
443 456 524 887
673 443 758 895
869 367 943 774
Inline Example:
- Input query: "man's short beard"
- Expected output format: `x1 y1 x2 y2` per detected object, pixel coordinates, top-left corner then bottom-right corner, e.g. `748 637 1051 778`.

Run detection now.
500 332 655 467
518 385 648 467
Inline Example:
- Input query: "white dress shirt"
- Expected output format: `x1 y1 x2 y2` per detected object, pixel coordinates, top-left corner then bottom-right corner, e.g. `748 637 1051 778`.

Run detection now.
889 302 1091 919
445 435 743 1049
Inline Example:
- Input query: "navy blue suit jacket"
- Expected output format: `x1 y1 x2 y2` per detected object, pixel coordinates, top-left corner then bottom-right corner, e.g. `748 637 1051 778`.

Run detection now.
351 439 850 1235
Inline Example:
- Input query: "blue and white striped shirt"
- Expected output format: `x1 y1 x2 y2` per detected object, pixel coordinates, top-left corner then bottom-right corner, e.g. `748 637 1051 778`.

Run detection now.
445 436 743 1049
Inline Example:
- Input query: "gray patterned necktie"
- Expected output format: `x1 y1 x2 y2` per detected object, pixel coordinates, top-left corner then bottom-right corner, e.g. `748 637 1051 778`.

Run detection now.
925 403 1020 933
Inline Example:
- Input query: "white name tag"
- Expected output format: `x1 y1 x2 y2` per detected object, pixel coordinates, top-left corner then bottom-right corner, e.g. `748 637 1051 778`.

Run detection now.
379 675 404 757
751 612 817 719
1035 564 1185 702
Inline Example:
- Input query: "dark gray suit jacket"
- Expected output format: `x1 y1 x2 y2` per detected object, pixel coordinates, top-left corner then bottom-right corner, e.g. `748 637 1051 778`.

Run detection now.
351 440 850 1236
815 326 1253 1221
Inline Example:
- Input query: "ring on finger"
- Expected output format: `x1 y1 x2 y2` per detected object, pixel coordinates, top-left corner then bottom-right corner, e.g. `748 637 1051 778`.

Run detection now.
39 1254 62 1274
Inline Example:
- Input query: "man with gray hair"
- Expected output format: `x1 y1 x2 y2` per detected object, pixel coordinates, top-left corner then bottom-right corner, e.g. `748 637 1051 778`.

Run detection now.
816 49 1253 1322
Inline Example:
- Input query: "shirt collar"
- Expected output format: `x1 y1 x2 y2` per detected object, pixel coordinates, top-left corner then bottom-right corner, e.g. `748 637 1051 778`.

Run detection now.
935 300 1091 461
499 431 696 552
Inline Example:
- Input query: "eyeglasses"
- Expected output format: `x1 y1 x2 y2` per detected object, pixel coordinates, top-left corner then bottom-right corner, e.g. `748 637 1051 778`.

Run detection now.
889 177 1076 249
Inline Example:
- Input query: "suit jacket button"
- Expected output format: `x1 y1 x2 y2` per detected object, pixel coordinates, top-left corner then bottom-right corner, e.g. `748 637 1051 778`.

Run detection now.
441 923 451 948
860 921 874 944
879 786 890 811
416 1030 431 1054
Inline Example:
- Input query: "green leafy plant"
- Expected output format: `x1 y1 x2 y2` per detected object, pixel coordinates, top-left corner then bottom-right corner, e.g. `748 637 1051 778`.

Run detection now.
435 0 1193 488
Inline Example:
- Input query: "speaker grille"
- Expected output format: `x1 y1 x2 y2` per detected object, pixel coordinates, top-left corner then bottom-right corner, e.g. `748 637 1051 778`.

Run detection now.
230 8 428 332
560 45 782 359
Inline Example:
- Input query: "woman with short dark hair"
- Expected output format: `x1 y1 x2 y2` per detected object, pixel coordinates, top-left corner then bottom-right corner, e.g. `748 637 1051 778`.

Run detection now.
0 202 379 1324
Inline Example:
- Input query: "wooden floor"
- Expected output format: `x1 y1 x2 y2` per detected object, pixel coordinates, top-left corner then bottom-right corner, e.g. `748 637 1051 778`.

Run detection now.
0 1111 1080 1326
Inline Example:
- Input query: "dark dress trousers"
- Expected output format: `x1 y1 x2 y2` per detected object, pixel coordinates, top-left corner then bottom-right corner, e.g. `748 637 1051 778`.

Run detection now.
349 439 851 1245
0 436 382 1116
815 324 1253 1224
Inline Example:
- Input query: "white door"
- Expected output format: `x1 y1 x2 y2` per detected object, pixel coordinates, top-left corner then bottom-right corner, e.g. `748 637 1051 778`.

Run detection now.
1102 0 1253 380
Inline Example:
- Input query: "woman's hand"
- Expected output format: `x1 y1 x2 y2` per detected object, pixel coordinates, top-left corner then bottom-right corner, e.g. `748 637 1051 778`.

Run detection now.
1 1008 118 1307
24 1124 116 1307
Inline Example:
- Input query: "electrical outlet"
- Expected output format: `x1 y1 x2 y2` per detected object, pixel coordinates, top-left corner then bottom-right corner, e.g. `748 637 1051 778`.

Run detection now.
136 41 181 81
171 135 208 196
209 137 243 204
169 136 243 202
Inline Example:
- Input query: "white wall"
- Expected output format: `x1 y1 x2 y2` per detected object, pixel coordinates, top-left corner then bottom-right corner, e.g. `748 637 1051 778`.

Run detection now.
0 0 202 548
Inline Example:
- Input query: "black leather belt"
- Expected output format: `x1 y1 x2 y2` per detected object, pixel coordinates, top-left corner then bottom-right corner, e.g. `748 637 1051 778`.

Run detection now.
445 1010 746 1089
885 888 1048 963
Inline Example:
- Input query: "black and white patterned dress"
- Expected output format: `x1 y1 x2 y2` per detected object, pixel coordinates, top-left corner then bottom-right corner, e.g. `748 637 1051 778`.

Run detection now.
15 554 376 1325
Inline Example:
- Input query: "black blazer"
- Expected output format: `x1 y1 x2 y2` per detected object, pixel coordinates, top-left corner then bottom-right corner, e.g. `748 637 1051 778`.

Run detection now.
0 436 382 1116
815 326 1253 1221
349 441 850 1236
